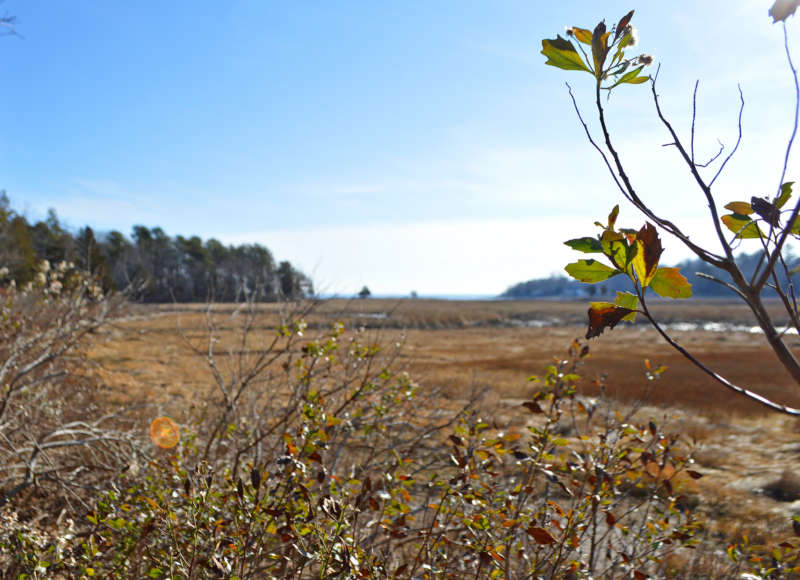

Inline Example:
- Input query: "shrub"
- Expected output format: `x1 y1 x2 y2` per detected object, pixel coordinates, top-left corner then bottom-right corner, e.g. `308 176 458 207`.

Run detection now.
0 261 138 512
2 316 709 578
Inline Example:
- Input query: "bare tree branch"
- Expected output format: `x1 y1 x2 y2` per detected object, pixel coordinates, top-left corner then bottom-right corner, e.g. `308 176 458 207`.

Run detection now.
755 23 800 292
709 85 744 187
636 290 800 416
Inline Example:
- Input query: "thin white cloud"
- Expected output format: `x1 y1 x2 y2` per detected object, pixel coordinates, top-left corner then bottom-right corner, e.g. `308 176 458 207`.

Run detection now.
220 215 726 296
71 178 131 199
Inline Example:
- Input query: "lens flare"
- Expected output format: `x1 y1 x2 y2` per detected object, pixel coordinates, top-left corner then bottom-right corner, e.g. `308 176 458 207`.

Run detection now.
149 416 180 449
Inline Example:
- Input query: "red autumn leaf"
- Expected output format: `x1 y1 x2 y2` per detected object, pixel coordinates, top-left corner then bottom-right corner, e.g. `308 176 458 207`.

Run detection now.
586 303 635 339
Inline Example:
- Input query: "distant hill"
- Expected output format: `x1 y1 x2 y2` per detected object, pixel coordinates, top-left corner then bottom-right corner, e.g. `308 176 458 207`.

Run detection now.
501 251 800 299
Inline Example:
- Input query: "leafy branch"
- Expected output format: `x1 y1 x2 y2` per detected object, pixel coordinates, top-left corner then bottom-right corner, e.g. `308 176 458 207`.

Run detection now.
543 6 800 415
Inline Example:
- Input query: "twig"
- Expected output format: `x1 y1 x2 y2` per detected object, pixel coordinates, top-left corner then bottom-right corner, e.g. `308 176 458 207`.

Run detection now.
755 23 800 292
709 85 744 187
649 72 735 267
636 291 800 416
691 80 698 164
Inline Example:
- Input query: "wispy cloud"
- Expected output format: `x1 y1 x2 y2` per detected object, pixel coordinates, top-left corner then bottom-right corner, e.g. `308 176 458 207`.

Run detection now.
71 178 132 199
220 214 726 296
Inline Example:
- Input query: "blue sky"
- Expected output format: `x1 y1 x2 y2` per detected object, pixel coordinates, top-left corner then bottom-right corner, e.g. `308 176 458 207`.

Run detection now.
2 1 798 295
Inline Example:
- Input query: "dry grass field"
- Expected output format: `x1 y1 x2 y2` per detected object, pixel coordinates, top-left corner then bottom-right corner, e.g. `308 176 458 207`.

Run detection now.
103 297 800 414
91 297 800 550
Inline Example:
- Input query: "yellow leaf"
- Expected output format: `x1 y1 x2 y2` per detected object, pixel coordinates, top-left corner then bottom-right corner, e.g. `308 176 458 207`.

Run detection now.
571 27 593 44
650 268 692 299
721 214 762 239
723 201 753 215
631 223 662 287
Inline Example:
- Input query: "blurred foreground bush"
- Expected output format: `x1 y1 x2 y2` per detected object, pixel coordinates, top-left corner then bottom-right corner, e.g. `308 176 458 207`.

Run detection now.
3 290 800 578
0 261 138 512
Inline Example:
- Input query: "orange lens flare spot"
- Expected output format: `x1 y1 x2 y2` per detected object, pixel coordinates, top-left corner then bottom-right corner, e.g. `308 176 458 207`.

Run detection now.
149 416 180 449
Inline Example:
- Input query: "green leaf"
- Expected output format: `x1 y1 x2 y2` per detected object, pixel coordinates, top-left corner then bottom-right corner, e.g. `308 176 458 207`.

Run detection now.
614 291 638 321
602 238 631 271
564 237 603 253
649 268 692 299
721 214 762 239
564 259 621 283
610 32 634 67
541 36 592 73
777 181 794 208
608 65 648 89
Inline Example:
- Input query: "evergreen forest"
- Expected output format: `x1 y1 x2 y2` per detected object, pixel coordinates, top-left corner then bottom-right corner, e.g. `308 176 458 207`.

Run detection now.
0 193 313 302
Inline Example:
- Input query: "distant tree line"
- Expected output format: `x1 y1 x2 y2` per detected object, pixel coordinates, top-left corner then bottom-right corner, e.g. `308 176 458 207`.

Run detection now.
0 193 313 302
502 251 800 299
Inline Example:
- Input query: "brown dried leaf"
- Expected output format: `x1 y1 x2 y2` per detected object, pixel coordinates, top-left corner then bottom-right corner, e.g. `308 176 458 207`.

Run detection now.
615 10 635 39
586 303 634 339
526 526 556 545
770 0 800 22
522 401 544 414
